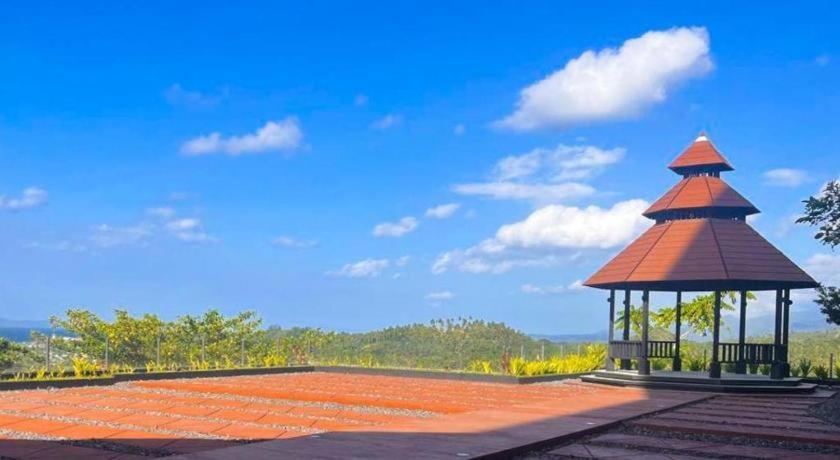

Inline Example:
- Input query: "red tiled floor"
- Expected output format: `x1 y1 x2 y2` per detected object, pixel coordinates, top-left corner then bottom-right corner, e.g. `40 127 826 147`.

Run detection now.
0 372 759 459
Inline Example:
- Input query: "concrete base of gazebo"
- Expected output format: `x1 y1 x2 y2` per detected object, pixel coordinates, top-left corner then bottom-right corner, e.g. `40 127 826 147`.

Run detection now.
582 369 817 394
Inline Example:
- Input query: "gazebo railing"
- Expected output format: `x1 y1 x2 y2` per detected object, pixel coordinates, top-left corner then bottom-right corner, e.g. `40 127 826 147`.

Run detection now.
718 343 783 364
609 340 676 360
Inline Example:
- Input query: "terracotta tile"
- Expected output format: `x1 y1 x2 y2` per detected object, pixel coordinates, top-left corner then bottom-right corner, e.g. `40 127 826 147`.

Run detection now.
113 413 178 428
49 423 124 440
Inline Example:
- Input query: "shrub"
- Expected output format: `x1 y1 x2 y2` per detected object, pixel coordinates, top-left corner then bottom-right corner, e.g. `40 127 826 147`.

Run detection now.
813 365 829 380
651 359 668 371
797 358 812 378
758 364 771 375
71 355 97 378
791 367 801 377
748 363 759 374
467 359 493 374
687 357 705 371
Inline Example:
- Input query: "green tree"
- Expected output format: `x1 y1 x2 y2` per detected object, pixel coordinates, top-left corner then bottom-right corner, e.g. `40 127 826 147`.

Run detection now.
615 292 753 339
797 180 840 326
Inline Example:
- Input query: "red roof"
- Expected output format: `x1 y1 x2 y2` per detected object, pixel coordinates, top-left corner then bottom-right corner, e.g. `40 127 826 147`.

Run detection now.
643 176 759 219
584 219 817 291
668 134 734 174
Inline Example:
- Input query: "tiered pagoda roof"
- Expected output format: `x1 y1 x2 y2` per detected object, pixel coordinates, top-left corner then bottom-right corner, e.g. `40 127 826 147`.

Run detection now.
585 133 817 292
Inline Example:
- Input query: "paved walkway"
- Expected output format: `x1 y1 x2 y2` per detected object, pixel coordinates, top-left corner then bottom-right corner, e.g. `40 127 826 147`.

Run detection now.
539 390 840 459
0 373 707 459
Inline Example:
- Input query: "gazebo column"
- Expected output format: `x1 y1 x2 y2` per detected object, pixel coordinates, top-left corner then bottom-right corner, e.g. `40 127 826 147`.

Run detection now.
672 291 682 371
781 289 792 378
638 290 650 375
771 289 784 380
735 290 748 374
620 290 631 370
709 291 722 378
606 289 616 371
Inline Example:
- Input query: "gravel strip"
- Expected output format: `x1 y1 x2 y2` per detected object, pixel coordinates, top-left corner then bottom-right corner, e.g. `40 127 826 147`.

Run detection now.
809 388 840 427
0 408 237 440
117 381 439 418
0 426 180 457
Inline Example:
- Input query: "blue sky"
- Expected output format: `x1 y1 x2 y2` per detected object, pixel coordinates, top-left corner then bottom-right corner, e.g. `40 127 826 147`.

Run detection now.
1 2 838 335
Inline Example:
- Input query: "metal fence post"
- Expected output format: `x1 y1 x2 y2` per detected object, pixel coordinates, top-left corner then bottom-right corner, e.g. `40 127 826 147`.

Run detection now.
46 335 51 373
201 335 206 362
156 334 161 367
541 343 545 361
240 337 246 367
104 336 109 370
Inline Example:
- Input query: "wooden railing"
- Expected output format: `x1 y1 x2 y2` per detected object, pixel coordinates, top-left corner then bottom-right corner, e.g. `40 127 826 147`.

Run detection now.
609 340 676 360
718 343 783 364
609 341 643 359
648 341 676 358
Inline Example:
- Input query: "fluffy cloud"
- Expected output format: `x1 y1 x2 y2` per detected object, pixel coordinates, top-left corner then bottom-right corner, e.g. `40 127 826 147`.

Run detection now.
0 187 48 210
272 236 317 248
165 218 217 243
372 217 418 237
146 207 176 219
371 114 402 130
805 253 840 286
425 203 461 219
426 291 455 302
763 168 809 187
497 199 651 249
433 199 650 274
453 182 594 202
497 27 712 130
90 224 153 248
164 83 228 108
521 280 584 295
181 118 303 156
453 143 623 202
328 258 390 278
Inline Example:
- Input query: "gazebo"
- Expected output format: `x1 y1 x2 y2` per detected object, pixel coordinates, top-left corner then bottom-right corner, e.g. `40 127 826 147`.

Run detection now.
582 133 818 391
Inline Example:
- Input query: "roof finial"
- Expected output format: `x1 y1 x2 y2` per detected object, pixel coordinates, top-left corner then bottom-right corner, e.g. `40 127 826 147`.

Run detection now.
695 130 708 142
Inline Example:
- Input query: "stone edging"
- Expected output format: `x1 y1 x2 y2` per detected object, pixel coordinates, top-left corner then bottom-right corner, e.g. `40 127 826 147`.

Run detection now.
0 365 585 391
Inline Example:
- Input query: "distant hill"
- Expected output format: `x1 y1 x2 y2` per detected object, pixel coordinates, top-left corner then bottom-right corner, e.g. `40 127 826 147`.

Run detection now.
0 318 51 329
530 330 608 343
0 319 63 342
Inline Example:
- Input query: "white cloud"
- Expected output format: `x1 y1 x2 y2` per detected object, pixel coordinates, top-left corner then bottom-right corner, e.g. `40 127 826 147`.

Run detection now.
425 203 461 219
372 216 418 237
181 118 303 156
815 54 830 66
453 143 623 203
354 94 368 107
165 218 217 243
453 124 466 135
0 187 48 210
272 236 317 248
805 253 840 286
497 27 712 130
454 182 595 202
90 224 153 248
432 199 650 274
146 207 176 219
371 114 402 130
763 168 809 187
395 255 411 267
496 199 651 249
24 240 88 253
328 258 390 278
426 291 455 302
521 280 584 295
164 83 228 108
